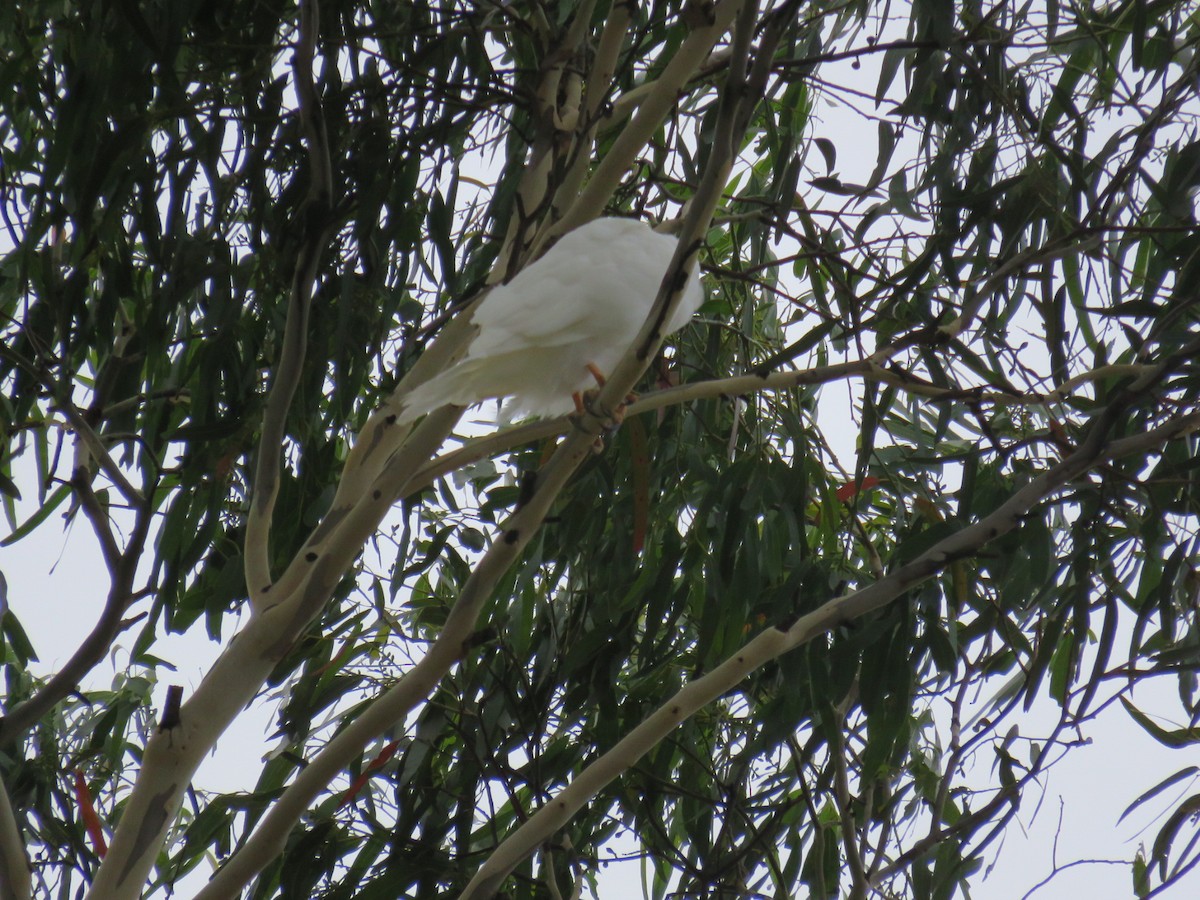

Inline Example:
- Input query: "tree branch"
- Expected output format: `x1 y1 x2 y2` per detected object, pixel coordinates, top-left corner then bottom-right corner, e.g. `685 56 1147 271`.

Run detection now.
831 723 870 899
0 344 144 507
0 502 153 746
245 0 335 605
405 347 1152 498
549 0 631 219
552 0 744 237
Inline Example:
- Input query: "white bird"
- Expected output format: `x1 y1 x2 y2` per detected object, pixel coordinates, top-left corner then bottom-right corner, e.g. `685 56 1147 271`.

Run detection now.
397 217 703 424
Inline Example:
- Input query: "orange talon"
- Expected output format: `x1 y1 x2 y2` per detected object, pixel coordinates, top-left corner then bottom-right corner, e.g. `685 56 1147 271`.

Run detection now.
586 362 607 386
570 362 638 430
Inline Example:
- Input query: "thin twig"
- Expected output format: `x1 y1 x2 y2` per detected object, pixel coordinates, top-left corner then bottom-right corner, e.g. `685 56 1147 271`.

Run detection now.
0 344 144 506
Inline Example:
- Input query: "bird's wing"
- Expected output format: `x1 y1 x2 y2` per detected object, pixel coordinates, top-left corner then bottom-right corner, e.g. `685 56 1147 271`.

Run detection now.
466 266 612 359
467 219 675 360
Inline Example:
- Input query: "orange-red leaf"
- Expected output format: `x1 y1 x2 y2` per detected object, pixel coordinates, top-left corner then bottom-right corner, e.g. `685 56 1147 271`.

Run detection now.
836 476 880 502
338 740 402 808
73 770 108 858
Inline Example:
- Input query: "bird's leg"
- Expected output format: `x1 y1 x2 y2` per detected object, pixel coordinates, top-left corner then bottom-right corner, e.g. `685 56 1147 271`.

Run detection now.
568 364 628 451
578 362 634 427
585 362 608 387
571 365 607 416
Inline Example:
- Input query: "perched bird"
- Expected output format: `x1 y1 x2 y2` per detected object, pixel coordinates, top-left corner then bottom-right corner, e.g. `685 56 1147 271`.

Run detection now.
397 217 703 424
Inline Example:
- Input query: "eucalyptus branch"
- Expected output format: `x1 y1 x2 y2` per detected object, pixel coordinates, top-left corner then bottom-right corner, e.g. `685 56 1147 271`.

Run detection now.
831 725 869 899
59 404 145 508
406 351 1141 497
0 775 30 900
927 679 971 840
1021 857 1131 900
95 387 188 421
456 409 1200 899
494 5 603 278
553 0 744 236
245 0 335 605
601 41 734 135
584 2 631 123
0 503 153 746
192 336 651 898
550 0 631 218
323 298 480 519
70 467 121 571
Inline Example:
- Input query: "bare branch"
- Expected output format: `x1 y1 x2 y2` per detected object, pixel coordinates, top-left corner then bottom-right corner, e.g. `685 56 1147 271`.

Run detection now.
831 724 869 899
550 1 631 218
1021 857 1130 900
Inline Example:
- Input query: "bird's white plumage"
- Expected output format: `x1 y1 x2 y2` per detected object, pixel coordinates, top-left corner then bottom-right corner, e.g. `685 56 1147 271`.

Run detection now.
398 217 703 423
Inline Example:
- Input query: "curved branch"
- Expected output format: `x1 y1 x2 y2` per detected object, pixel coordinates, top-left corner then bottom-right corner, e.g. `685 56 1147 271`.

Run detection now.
245 0 336 605
0 500 153 746
404 350 1150 497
